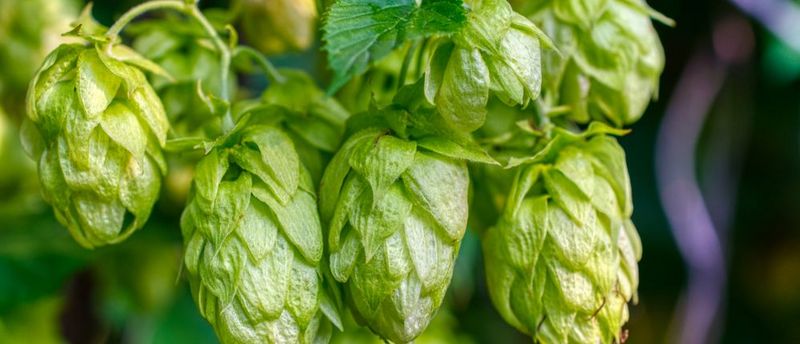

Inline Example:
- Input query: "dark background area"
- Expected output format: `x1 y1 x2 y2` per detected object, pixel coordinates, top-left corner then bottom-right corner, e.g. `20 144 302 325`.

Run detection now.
1 0 799 343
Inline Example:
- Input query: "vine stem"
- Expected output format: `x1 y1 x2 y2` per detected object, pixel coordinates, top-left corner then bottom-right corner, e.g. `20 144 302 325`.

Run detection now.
232 46 285 84
533 99 553 138
105 0 235 132
397 40 420 91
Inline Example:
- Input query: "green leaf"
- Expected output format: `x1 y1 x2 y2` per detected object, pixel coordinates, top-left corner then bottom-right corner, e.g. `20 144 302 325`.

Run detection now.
322 0 467 92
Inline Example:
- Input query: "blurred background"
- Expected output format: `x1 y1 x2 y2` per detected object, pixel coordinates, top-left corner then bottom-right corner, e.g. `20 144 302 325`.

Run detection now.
1 0 799 343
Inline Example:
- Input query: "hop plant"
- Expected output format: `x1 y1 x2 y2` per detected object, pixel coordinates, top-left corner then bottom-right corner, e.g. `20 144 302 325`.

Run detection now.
180 115 342 344
482 123 641 343
319 93 494 342
23 42 170 248
524 0 666 125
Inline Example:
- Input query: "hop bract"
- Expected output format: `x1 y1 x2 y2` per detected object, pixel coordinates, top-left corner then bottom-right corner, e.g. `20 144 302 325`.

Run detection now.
180 121 341 344
320 126 470 343
529 0 666 125
24 43 169 248
483 124 641 343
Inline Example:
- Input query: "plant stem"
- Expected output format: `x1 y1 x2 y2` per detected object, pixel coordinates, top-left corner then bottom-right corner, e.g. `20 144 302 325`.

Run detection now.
105 0 235 132
534 99 553 138
233 46 285 84
186 5 234 132
105 0 187 40
397 41 420 91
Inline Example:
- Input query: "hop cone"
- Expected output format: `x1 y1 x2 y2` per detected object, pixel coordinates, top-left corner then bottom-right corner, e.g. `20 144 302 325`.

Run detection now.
180 121 341 344
483 124 641 343
424 0 548 132
319 116 472 342
23 43 169 248
527 0 665 125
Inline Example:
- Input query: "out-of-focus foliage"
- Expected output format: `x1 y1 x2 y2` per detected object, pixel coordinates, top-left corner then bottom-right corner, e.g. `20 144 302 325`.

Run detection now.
0 0 78 116
0 297 64 344
237 0 317 55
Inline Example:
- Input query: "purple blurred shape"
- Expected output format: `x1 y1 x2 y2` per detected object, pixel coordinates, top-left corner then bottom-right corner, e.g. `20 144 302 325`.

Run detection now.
656 51 727 344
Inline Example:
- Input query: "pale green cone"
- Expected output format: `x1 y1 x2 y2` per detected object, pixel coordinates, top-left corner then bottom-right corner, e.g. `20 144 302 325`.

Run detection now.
483 124 641 343
527 0 665 125
181 121 342 344
23 43 169 248
319 117 473 343
424 0 550 132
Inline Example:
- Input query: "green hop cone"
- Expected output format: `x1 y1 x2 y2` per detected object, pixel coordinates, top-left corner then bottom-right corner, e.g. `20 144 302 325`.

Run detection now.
180 119 342 343
528 0 666 125
319 97 490 342
23 42 170 248
483 123 641 343
424 0 550 132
